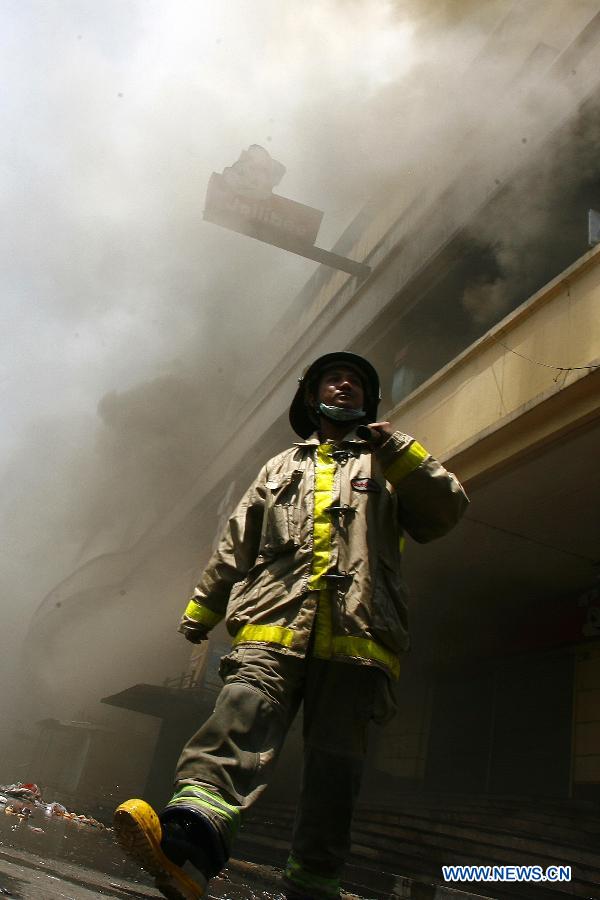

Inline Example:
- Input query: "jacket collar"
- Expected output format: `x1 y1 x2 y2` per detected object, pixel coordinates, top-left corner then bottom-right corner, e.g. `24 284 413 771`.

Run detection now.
293 429 368 448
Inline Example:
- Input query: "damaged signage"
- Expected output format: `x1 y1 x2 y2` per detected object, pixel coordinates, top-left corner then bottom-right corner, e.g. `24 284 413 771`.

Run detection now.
204 144 323 246
203 145 371 278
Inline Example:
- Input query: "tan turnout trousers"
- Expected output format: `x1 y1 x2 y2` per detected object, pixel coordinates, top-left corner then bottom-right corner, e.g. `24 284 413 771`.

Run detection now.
165 638 395 897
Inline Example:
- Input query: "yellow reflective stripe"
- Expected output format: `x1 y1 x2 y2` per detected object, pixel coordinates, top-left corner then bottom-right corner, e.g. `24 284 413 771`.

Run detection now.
313 588 333 659
167 796 239 829
285 854 341 894
308 444 336 590
385 440 429 486
331 635 401 679
232 623 295 648
233 623 400 677
173 785 240 818
399 536 406 554
183 599 224 627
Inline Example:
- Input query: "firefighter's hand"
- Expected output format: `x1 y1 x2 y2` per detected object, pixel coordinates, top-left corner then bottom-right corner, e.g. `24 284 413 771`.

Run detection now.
363 421 394 446
186 630 209 644
181 625 210 644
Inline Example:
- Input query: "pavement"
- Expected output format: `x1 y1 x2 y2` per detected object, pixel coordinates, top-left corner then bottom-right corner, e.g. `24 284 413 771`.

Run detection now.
0 803 295 900
0 804 370 900
0 797 495 900
0 846 297 899
0 842 295 899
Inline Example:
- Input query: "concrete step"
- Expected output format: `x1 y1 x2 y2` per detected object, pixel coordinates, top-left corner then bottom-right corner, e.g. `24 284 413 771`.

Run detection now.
236 792 600 899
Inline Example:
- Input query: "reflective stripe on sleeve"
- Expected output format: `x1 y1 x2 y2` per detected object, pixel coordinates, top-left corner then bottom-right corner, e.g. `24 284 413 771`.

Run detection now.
384 440 429 485
183 599 224 627
232 623 295 647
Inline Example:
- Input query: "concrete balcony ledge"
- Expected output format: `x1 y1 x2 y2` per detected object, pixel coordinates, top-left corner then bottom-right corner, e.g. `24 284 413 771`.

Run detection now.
388 245 600 486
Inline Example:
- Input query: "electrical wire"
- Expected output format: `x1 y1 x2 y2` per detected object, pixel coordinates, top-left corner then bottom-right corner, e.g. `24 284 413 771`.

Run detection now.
464 515 599 565
491 334 600 381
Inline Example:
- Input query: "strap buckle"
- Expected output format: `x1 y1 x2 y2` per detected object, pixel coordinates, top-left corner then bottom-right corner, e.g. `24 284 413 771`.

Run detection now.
323 569 352 582
325 504 355 518
331 448 360 465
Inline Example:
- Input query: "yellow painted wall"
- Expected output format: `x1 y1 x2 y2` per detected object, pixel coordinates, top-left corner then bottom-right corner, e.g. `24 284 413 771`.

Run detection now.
387 246 600 475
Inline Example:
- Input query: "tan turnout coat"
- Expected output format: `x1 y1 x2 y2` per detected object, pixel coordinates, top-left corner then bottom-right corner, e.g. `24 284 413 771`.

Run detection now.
180 430 468 679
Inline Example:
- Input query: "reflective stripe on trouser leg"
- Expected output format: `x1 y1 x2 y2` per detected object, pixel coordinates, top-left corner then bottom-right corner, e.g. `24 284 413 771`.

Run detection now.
284 852 341 898
164 783 240 850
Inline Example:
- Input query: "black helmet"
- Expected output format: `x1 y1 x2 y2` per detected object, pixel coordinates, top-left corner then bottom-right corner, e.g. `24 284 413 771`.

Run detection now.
289 351 381 438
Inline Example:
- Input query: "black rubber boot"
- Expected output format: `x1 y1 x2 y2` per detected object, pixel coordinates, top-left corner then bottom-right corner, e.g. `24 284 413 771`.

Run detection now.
159 809 227 879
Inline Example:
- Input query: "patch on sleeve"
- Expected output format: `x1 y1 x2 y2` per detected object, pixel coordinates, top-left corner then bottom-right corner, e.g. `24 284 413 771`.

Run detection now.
351 476 381 493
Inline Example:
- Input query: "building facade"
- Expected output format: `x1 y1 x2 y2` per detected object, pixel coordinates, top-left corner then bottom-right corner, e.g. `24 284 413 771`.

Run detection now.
20 1 600 827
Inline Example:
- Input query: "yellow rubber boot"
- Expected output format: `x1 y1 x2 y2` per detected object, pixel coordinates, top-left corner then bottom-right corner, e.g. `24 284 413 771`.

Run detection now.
113 799 206 900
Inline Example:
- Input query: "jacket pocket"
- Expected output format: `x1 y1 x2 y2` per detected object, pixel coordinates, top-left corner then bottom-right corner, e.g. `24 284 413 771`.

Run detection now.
260 474 302 555
218 647 247 681
264 504 300 553
371 558 410 654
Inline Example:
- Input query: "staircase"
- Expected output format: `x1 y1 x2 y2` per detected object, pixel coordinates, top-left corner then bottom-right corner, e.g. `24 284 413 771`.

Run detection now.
235 792 600 899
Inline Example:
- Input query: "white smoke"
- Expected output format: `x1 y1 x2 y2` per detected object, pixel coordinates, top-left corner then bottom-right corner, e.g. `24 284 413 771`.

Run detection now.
2 0 600 732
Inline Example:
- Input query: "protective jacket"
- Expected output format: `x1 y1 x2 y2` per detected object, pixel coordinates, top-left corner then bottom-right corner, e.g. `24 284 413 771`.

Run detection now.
180 429 468 679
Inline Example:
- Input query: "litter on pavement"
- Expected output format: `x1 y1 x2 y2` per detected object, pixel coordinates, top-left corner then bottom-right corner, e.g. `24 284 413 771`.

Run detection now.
0 782 109 832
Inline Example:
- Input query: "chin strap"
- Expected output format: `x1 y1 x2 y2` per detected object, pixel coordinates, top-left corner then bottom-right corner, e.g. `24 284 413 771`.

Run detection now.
318 402 366 423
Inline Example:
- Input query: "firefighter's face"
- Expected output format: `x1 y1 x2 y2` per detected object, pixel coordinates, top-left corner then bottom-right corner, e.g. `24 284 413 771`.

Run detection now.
316 366 365 409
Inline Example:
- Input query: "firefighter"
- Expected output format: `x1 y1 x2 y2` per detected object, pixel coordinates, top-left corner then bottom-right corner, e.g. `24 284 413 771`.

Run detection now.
114 352 469 900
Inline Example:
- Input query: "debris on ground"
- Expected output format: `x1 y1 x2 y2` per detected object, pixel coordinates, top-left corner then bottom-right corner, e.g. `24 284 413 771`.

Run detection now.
0 782 108 832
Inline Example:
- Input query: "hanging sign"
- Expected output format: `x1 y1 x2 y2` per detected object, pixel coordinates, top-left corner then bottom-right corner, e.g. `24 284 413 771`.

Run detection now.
204 145 323 246
204 145 371 278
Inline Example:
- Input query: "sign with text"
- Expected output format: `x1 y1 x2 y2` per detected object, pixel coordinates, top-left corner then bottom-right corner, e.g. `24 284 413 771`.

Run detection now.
203 145 370 279
204 144 323 246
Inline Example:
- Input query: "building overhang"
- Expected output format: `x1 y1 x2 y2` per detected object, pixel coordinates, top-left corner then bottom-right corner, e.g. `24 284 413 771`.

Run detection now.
389 242 600 484
101 684 211 720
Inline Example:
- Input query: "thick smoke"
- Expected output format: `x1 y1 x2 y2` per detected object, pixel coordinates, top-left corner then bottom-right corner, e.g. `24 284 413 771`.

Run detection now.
2 0 600 741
